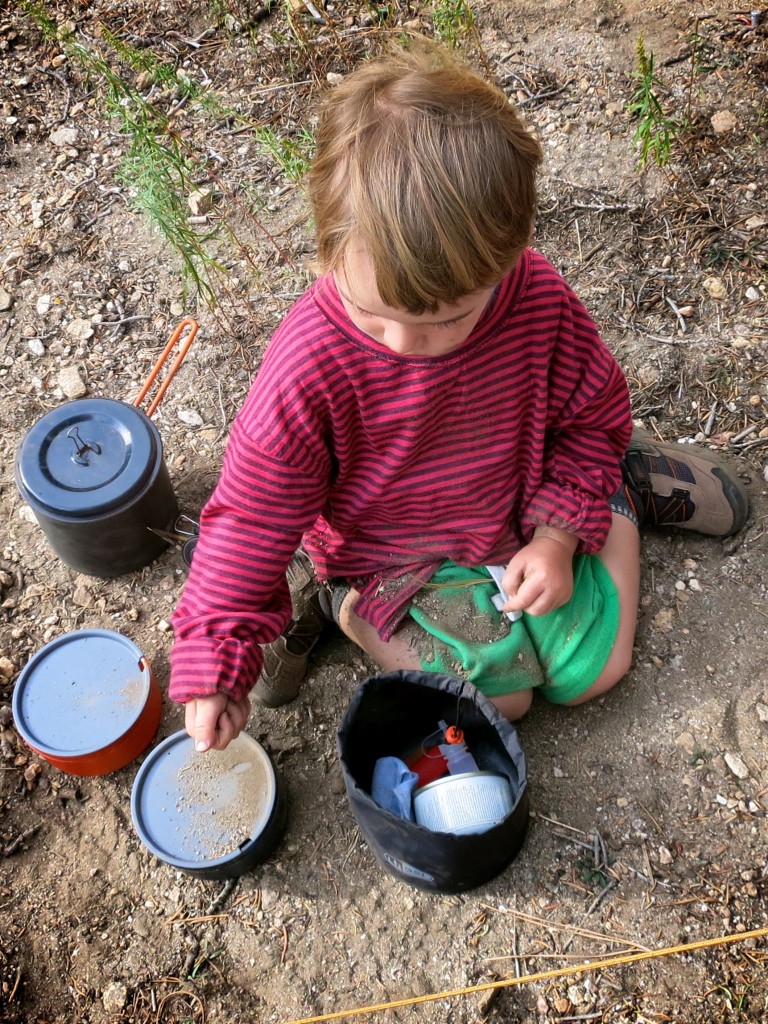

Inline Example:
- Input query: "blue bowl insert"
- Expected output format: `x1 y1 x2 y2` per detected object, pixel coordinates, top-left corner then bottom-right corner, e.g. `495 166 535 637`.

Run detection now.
131 730 281 874
13 629 153 759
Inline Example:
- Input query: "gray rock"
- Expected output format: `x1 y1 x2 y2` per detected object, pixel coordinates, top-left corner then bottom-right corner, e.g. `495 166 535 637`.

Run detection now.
102 982 127 1013
64 318 94 342
50 126 79 148
178 408 204 427
131 912 151 937
724 752 750 780
58 365 87 399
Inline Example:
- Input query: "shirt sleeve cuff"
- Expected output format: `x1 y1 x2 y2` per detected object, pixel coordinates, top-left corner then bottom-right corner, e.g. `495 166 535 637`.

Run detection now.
168 636 264 704
521 484 614 554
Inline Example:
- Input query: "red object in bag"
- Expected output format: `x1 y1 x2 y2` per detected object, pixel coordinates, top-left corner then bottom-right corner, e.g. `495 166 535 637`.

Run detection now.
409 745 449 786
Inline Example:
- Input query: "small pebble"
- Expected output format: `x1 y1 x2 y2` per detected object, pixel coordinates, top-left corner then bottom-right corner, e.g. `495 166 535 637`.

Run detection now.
65 318 94 342
102 982 127 1014
178 409 204 427
710 109 736 134
724 753 750 780
703 276 727 300
58 365 87 399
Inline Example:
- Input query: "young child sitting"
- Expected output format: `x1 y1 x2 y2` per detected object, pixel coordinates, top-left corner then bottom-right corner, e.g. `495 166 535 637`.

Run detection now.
169 41 748 752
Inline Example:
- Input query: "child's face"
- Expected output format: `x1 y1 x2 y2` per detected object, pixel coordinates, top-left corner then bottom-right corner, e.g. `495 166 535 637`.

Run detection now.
334 246 495 358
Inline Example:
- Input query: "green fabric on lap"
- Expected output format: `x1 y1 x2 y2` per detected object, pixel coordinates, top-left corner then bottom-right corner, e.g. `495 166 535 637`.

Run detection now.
408 557 619 703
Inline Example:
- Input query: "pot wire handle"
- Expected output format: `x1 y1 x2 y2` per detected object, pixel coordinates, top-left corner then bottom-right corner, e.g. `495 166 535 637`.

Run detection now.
134 317 198 418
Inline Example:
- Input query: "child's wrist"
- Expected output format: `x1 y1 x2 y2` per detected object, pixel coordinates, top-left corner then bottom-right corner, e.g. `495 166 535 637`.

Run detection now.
532 525 579 554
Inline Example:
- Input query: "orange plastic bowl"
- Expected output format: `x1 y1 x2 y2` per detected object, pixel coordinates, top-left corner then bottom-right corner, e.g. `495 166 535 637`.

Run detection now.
12 629 162 775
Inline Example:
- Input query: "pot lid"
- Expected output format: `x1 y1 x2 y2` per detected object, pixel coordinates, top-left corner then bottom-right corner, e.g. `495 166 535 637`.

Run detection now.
12 629 151 758
15 398 161 518
131 731 277 870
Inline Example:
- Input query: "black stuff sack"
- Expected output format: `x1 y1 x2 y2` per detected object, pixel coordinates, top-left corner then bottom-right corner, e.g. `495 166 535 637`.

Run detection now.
337 670 529 893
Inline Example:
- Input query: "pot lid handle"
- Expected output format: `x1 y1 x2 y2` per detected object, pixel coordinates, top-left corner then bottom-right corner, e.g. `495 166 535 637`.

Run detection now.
134 317 198 418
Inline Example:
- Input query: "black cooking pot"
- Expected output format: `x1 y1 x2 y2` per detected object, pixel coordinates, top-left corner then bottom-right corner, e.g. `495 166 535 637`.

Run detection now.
14 319 197 578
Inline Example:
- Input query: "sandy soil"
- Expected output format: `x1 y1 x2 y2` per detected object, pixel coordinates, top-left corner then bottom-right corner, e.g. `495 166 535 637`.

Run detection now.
1 2 767 1022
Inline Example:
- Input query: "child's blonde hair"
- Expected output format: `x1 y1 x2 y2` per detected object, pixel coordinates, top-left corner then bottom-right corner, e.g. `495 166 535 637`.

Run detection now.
307 40 543 314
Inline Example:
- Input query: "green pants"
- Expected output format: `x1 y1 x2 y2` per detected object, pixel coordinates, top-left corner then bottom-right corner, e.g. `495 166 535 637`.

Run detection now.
407 557 620 703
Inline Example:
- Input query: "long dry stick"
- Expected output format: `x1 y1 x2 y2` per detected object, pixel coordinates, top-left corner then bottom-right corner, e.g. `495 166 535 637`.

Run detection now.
275 926 768 1024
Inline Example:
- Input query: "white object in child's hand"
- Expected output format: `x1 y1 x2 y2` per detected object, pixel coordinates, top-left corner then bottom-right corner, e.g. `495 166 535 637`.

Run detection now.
485 565 523 622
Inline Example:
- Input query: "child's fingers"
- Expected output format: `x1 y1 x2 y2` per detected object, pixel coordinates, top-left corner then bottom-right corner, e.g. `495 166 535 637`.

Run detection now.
504 572 545 612
185 695 225 752
184 695 249 753
211 710 238 750
212 700 250 750
501 561 527 598
229 695 251 734
507 574 574 616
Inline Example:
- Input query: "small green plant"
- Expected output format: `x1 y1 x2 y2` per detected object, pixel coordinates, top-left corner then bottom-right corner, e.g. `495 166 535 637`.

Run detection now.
686 744 710 766
189 938 225 980
628 36 680 169
713 981 752 1016
430 0 476 48
21 0 226 303
252 125 314 182
362 1 398 21
21 0 308 305
86 57 224 304
574 854 612 888
18 0 58 39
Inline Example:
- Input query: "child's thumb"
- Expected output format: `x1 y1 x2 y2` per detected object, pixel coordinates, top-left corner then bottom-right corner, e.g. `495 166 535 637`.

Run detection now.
187 698 220 752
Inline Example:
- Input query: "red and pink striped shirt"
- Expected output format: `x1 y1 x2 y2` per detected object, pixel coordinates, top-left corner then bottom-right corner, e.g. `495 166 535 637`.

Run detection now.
169 249 632 703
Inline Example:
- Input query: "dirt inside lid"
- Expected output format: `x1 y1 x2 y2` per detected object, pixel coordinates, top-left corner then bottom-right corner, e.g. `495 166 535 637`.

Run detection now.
173 740 272 862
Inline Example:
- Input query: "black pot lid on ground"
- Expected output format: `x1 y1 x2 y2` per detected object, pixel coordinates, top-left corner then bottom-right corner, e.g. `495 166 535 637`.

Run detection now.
15 398 161 518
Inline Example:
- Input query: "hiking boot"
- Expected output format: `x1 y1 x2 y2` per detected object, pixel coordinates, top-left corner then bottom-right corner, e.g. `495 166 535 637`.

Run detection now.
252 548 335 709
284 547 320 619
252 591 329 707
621 429 748 537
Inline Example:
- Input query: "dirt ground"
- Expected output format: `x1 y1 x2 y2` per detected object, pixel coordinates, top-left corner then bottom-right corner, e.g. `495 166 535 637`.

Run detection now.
1 1 767 1022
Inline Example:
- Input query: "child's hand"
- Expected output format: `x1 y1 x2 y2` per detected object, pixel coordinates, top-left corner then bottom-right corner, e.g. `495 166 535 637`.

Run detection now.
184 693 251 752
502 527 578 616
